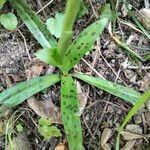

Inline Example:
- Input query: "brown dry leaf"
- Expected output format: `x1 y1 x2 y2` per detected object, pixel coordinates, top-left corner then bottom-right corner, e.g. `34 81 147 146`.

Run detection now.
120 140 136 150
6 134 32 150
28 97 62 124
26 61 62 124
77 81 88 116
138 8 150 30
26 60 44 80
120 131 145 140
101 128 112 150
55 142 68 150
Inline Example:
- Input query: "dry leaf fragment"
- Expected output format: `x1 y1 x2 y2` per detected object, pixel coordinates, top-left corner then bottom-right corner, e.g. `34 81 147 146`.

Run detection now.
126 124 143 134
28 97 62 124
138 8 150 30
120 140 136 150
120 131 144 140
146 98 150 112
6 134 32 150
26 61 62 124
55 142 68 150
145 112 150 126
101 128 112 150
77 81 88 115
26 60 44 80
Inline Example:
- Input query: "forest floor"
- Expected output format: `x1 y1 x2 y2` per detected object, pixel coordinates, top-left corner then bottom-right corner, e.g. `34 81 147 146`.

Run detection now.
0 0 150 150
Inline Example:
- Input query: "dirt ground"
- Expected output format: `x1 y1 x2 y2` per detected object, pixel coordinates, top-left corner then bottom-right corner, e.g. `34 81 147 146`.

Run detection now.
0 0 150 150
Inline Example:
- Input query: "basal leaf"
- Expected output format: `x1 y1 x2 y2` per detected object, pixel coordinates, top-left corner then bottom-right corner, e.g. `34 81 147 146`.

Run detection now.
0 74 60 107
62 17 108 73
0 13 18 30
46 12 65 38
61 75 83 150
73 73 141 104
35 47 61 67
9 0 57 48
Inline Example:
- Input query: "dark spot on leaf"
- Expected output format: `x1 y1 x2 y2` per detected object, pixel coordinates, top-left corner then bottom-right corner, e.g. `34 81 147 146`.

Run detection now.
77 45 81 49
74 58 77 61
74 40 77 44
70 60 73 63
63 111 66 115
84 32 88 36
78 53 81 56
69 95 73 98
70 90 74 93
65 95 69 98
81 42 84 45
66 115 70 120
84 46 88 49
91 31 96 36
63 101 66 105
65 53 69 56
62 94 65 97
39 78 43 82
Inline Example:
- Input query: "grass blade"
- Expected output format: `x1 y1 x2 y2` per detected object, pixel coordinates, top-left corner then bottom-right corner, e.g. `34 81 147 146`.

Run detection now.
124 1 150 40
62 17 108 73
9 0 57 48
116 87 150 150
120 87 150 130
0 74 60 107
61 75 83 150
73 72 141 104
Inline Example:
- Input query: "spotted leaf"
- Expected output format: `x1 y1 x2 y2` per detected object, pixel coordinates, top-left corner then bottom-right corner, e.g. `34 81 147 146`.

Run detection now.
0 74 60 107
73 73 141 104
62 17 108 73
61 75 83 150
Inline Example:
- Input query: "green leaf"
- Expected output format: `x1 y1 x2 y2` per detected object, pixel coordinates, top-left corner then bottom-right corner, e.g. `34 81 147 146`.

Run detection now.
16 124 24 132
0 13 18 30
100 3 112 20
46 12 65 38
0 0 6 9
38 126 62 139
116 87 150 149
0 0 6 5
61 75 83 150
62 17 108 73
120 87 150 130
9 0 57 48
77 1 88 18
39 117 52 126
73 73 141 104
35 47 61 67
38 117 61 139
0 74 60 107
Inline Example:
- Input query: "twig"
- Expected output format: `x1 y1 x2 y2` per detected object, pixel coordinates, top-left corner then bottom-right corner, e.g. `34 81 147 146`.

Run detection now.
17 29 32 61
81 58 105 79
